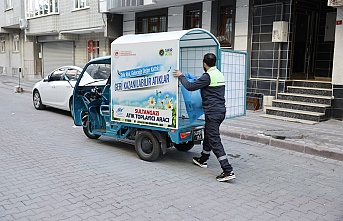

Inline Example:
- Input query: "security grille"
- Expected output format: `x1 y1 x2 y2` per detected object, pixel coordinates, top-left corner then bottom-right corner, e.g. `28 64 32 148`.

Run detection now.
179 47 247 119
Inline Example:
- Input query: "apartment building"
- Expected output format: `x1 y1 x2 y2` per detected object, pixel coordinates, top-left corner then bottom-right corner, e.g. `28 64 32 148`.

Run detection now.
0 0 24 78
100 0 250 51
101 0 343 120
0 0 122 80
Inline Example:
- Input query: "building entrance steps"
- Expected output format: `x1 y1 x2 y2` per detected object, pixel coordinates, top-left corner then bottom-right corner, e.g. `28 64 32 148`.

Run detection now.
265 80 333 122
220 110 343 161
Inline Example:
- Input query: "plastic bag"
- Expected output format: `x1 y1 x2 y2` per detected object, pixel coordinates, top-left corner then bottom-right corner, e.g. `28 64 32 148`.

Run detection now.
180 73 204 124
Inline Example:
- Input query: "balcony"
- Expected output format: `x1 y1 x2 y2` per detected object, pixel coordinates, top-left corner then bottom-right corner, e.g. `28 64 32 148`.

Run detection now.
101 0 155 13
7 16 20 28
101 0 203 13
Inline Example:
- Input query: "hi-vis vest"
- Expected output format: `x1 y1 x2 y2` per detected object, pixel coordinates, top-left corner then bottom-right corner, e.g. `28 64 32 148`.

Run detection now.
207 67 225 87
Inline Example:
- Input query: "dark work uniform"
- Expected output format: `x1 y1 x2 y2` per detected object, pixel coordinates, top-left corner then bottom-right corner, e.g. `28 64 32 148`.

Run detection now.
178 67 233 173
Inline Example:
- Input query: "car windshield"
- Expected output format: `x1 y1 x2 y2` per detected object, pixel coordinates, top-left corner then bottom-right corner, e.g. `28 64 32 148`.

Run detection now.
78 64 111 86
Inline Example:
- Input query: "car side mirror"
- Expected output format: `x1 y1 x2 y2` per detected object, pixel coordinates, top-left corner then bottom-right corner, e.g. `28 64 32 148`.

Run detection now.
45 75 51 82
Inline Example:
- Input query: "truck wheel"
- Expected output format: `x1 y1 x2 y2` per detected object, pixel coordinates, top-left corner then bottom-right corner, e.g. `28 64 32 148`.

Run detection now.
135 131 161 161
82 113 101 139
174 141 194 151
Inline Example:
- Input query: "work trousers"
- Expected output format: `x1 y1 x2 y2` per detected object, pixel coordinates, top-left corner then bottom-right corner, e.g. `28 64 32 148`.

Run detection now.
201 113 233 173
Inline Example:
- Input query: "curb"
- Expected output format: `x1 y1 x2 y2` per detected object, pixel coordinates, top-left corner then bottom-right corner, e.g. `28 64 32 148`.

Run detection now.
220 129 343 161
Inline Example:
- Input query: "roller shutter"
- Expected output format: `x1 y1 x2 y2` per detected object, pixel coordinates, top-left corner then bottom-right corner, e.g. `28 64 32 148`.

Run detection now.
42 41 74 76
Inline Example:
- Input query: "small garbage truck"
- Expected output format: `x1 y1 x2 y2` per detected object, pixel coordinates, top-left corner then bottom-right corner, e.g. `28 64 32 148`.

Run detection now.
72 28 245 161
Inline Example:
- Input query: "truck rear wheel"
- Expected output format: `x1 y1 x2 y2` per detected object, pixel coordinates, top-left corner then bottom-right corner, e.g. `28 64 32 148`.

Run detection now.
174 141 194 151
135 131 161 161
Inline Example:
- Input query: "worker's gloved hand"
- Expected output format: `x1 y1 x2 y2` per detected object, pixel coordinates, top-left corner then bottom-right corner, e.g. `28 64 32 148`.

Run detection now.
173 69 183 77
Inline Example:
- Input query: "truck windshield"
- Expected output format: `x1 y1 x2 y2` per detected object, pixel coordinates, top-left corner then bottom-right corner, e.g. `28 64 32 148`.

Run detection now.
85 65 111 80
79 64 111 86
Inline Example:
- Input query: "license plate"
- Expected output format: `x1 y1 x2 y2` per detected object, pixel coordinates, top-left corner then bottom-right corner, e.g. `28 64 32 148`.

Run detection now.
193 129 203 141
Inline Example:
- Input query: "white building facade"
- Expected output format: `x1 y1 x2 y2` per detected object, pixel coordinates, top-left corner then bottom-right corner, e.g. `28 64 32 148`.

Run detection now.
0 1 24 78
0 0 122 80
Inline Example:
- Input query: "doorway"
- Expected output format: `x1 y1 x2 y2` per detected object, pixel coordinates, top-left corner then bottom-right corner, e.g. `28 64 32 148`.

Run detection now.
291 7 317 80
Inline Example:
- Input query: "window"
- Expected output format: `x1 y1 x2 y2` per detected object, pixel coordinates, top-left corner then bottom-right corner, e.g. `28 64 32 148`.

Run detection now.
218 5 234 47
49 69 65 81
26 0 59 18
212 1 235 48
87 40 99 61
74 0 89 9
12 35 19 53
0 38 5 53
5 0 13 9
184 3 202 30
136 9 168 34
65 69 80 81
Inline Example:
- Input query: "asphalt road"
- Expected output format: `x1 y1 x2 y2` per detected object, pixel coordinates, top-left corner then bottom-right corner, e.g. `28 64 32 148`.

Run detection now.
0 86 342 221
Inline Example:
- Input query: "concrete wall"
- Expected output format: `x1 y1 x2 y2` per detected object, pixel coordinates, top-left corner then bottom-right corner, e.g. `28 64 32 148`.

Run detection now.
202 1 212 31
0 1 24 77
0 35 9 74
168 6 183 31
332 8 343 120
74 33 109 67
234 0 249 51
26 0 104 35
10 36 21 69
332 8 343 85
0 1 22 31
123 13 135 35
23 40 36 79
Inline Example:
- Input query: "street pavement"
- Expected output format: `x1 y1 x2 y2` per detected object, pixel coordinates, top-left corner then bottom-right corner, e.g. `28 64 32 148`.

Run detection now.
0 78 343 221
1 74 343 161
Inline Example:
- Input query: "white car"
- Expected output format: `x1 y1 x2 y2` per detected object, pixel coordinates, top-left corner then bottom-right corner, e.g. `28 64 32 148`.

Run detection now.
32 65 110 115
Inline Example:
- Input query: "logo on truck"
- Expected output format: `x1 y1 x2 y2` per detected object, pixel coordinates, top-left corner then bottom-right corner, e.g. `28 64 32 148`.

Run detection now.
158 48 173 56
113 49 136 58
116 107 124 116
114 50 120 58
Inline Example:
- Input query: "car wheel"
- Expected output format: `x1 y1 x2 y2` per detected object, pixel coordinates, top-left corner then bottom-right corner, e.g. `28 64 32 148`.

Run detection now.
82 112 101 139
33 90 45 110
69 97 74 118
174 141 194 151
135 130 161 161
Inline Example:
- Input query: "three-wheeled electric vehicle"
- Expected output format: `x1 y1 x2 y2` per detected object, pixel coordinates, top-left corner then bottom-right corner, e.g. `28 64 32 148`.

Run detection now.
72 28 244 161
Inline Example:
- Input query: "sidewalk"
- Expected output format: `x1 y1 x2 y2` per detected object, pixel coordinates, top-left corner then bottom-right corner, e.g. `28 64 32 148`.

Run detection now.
221 110 343 161
0 74 38 94
2 74 343 161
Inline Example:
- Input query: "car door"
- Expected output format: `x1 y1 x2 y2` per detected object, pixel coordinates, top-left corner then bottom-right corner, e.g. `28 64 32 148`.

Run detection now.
40 68 66 107
52 67 78 110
